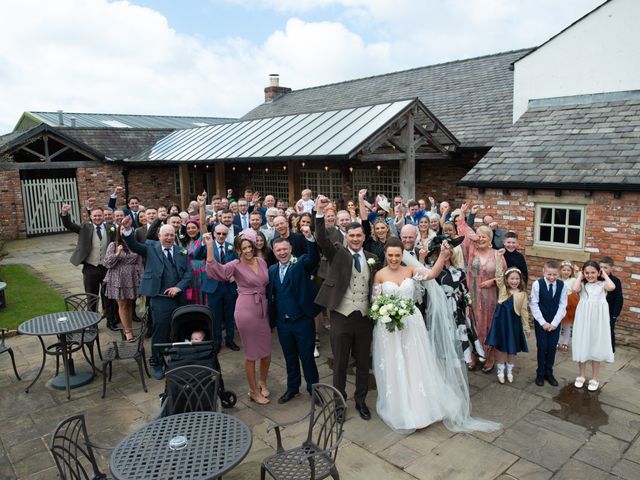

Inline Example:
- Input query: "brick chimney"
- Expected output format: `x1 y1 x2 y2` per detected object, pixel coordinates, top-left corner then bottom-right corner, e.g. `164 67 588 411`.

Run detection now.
264 74 291 103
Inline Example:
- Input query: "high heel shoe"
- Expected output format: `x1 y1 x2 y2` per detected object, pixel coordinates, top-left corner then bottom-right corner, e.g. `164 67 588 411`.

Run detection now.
258 382 270 398
248 391 270 405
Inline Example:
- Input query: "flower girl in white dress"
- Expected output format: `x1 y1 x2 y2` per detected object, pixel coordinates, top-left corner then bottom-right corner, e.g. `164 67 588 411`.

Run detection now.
372 238 501 434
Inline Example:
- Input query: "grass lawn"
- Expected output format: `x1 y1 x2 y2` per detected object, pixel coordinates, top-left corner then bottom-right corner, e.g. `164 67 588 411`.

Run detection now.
0 264 65 330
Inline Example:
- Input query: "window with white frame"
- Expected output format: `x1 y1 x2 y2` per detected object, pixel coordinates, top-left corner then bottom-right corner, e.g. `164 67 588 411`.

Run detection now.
251 169 289 201
535 204 585 248
352 168 399 200
300 169 344 201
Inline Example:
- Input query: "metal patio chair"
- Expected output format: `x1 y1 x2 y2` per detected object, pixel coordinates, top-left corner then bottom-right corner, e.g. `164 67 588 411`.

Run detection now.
49 414 111 480
261 383 346 480
160 365 220 417
0 328 20 380
62 293 102 376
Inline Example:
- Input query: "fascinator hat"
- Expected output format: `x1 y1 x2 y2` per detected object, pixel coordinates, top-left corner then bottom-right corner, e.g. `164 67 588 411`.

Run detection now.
428 233 465 251
239 228 257 244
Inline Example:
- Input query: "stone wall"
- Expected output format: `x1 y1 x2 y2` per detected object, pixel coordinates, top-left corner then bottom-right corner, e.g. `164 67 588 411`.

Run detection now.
464 187 640 346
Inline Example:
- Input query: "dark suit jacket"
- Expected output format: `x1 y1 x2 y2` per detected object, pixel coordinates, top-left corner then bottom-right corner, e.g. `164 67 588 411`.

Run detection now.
268 239 321 325
317 225 343 279
108 197 140 229
123 233 193 297
61 214 116 266
271 231 307 258
200 241 238 295
607 274 623 319
233 213 251 231
314 216 377 311
135 225 149 243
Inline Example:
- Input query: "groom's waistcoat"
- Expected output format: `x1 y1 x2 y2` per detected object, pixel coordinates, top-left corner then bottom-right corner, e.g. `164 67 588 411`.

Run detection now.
335 262 369 317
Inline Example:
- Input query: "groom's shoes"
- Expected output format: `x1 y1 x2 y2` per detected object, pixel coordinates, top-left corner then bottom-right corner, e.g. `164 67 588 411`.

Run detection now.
535 375 544 387
544 374 559 387
278 390 299 404
355 402 371 421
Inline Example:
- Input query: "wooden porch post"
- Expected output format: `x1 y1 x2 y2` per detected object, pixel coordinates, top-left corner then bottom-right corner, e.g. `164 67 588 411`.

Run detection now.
287 161 300 205
214 162 226 197
399 110 416 200
178 164 190 209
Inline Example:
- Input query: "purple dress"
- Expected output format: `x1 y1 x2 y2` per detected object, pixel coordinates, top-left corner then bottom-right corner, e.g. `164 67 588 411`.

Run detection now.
206 257 271 361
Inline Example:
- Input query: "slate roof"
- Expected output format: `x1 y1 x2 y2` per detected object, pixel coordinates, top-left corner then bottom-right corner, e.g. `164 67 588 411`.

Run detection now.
14 111 234 132
459 93 640 190
242 49 532 147
63 128 173 161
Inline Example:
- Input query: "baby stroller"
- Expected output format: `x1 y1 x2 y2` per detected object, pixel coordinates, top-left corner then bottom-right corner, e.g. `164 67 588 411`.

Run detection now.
156 305 237 414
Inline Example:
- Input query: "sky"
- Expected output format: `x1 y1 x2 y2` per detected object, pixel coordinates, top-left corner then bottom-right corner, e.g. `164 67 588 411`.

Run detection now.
0 0 605 133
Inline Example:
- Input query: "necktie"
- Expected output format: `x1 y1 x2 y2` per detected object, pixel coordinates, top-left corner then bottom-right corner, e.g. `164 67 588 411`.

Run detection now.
353 253 362 273
165 248 173 263
279 263 287 282
242 215 248 229
548 282 554 297
95 225 102 240
219 244 226 264
410 250 415 256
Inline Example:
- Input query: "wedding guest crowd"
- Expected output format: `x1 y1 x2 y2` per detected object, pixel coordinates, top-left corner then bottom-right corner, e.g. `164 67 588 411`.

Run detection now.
59 182 623 429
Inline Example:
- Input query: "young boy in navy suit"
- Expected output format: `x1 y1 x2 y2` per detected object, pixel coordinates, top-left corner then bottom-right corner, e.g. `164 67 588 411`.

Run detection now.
599 257 623 352
530 260 567 387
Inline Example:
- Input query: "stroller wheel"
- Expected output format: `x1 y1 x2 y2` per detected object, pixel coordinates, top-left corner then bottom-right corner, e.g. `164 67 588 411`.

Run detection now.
221 391 237 408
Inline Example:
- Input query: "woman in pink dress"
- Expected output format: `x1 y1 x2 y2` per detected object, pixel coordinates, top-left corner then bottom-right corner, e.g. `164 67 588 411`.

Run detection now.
456 203 506 373
205 229 272 404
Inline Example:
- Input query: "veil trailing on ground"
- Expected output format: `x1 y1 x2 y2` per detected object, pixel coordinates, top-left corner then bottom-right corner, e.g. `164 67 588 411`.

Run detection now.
403 250 501 433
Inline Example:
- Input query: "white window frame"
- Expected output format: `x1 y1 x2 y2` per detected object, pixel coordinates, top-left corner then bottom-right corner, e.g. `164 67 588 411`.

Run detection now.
251 169 289 201
300 169 344 201
534 203 585 249
352 168 399 200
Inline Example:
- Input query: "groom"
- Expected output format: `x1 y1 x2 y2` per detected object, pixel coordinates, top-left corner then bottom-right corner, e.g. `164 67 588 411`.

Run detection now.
315 194 378 420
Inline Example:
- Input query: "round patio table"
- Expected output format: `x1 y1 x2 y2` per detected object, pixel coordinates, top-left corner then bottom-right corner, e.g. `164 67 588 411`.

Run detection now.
18 310 101 399
110 411 253 480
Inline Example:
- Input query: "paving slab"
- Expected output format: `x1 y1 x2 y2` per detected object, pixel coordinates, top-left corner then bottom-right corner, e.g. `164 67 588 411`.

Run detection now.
573 430 628 471
504 458 553 480
624 435 640 463
553 459 619 480
335 440 417 479
611 458 640 480
405 434 518 480
494 419 583 471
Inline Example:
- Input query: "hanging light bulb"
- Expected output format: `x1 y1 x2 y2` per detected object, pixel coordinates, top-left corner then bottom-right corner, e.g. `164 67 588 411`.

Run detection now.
301 162 305 168
324 165 329 171
265 167 269 173
193 164 197 169
283 165 287 171
248 166 252 172
232 166 236 171
377 164 382 171
205 164 209 169
349 167 353 172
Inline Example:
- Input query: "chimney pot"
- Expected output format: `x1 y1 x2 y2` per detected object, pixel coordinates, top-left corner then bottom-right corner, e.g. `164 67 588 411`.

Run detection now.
57 110 64 126
264 75 291 103
269 74 279 87
70 116 76 128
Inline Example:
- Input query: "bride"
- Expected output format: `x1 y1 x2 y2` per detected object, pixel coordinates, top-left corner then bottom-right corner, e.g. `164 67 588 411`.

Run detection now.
372 237 500 434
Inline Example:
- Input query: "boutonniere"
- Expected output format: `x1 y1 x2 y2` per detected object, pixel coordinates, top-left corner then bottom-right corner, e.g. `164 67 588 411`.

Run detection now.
289 257 298 265
367 258 377 267
227 245 234 252
109 226 115 233
180 248 187 255
179 234 185 240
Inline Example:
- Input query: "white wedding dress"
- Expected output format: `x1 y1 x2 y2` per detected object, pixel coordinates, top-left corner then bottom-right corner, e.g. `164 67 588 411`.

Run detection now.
372 276 501 434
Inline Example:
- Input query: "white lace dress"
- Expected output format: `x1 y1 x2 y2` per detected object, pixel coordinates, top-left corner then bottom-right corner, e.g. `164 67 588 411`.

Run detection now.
372 277 463 433
572 281 614 363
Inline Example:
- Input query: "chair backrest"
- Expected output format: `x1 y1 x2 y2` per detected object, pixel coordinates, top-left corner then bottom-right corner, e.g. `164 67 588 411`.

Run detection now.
305 383 347 461
49 414 107 480
64 293 99 312
163 365 220 416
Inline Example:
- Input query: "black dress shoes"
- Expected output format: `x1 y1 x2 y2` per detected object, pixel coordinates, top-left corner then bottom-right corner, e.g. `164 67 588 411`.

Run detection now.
278 390 299 404
535 376 544 387
544 374 559 387
355 403 371 420
225 340 241 351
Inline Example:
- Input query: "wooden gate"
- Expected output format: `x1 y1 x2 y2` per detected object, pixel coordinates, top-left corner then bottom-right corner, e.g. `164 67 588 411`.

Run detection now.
21 177 80 235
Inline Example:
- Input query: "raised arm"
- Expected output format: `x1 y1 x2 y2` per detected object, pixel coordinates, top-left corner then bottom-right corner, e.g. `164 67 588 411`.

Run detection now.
121 216 147 257
314 195 339 262
358 189 369 221
197 191 207 235
60 204 81 234
203 233 237 281
299 226 320 272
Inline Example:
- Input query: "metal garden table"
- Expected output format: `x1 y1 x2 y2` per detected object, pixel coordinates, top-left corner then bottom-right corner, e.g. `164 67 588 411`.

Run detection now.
110 411 253 480
18 310 101 399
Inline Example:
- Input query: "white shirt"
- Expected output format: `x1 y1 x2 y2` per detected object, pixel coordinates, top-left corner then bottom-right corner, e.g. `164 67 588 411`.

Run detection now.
347 247 365 272
529 279 568 328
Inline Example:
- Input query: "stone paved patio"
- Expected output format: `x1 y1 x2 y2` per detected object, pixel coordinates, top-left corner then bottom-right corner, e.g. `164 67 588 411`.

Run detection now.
1 234 640 479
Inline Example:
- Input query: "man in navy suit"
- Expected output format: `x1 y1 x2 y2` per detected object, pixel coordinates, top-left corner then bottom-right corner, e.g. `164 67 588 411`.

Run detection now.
268 225 320 403
202 224 240 352
233 199 251 231
121 216 193 380
108 186 143 228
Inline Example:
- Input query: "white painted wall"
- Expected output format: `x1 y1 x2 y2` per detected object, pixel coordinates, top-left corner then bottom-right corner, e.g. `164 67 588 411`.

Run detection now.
513 0 640 121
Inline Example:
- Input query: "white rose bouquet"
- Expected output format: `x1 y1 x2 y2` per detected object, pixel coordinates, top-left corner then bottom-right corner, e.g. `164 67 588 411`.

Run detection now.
368 294 415 333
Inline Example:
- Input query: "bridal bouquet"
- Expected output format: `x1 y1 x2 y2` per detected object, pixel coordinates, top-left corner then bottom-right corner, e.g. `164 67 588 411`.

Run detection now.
369 294 415 333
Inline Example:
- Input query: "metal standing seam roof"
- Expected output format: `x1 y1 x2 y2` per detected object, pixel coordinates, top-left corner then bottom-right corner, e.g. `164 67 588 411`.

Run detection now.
15 112 235 131
127 99 456 163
